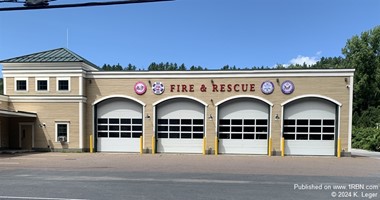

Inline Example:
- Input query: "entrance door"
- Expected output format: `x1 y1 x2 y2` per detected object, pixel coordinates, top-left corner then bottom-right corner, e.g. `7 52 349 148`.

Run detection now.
20 124 33 150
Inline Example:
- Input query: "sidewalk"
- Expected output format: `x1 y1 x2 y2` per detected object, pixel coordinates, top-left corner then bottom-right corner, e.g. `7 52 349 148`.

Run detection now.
351 148 380 158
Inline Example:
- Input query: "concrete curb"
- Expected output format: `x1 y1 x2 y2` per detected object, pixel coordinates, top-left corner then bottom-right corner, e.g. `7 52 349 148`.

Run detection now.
351 148 380 158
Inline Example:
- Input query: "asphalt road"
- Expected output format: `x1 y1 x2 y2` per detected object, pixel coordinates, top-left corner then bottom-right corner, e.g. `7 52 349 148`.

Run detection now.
0 153 379 200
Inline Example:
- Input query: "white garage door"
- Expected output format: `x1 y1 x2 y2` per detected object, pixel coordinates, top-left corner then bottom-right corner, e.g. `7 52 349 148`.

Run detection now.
156 98 204 153
218 98 269 154
96 98 143 152
283 98 336 156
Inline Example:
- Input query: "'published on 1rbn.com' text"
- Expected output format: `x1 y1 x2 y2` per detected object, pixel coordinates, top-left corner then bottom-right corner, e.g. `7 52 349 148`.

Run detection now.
294 183 379 199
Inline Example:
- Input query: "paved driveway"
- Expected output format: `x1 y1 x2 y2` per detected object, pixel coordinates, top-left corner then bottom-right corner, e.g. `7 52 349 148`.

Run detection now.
0 152 379 200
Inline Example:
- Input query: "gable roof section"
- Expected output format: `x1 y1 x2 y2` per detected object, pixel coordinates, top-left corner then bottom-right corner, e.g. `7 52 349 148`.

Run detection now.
0 48 99 69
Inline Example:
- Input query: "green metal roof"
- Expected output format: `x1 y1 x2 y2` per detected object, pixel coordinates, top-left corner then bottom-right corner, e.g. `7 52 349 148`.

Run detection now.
0 48 99 68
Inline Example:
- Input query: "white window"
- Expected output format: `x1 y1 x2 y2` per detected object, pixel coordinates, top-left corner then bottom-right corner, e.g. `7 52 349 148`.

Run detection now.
55 122 70 142
36 78 49 92
57 77 70 92
15 78 28 92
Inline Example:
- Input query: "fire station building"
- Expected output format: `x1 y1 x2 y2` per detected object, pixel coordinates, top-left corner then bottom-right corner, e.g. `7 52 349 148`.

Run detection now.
0 48 354 156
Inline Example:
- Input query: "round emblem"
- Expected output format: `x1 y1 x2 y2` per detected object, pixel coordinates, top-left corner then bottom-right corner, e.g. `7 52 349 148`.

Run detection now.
152 81 165 95
281 80 295 94
134 81 147 95
261 81 274 95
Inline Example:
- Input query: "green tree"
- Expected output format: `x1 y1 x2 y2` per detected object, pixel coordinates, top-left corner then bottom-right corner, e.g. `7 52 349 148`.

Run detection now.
125 64 136 71
342 26 380 127
313 57 345 69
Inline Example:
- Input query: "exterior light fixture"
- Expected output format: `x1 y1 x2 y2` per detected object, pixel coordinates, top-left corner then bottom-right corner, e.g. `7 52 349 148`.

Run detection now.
275 114 280 120
208 114 213 120
145 114 151 119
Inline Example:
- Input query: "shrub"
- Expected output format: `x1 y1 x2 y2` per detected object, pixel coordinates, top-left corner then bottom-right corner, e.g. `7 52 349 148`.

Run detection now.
352 127 380 152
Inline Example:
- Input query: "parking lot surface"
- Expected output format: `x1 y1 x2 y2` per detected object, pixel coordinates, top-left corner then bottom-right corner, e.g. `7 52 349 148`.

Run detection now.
0 153 379 200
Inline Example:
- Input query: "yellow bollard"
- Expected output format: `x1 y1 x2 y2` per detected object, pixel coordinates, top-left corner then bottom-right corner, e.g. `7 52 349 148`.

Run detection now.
214 136 218 155
268 137 272 157
337 138 341 158
89 135 93 153
152 136 155 155
203 136 206 155
140 136 143 155
281 137 285 157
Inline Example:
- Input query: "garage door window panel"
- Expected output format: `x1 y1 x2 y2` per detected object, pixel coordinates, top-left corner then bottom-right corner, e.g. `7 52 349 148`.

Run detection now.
231 126 242 132
283 119 335 141
109 132 120 138
121 119 131 124
121 126 131 131
181 119 191 124
244 119 255 125
256 126 267 133
322 134 334 140
121 132 131 138
244 126 255 133
256 134 267 139
296 134 308 140
231 134 243 139
157 118 204 139
218 119 268 140
132 133 142 138
243 134 255 139
193 126 203 132
309 134 322 140
170 133 180 138
97 117 142 139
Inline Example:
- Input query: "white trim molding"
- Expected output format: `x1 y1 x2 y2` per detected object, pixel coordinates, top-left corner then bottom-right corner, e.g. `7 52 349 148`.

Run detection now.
87 69 355 79
92 95 146 106
35 77 50 92
281 94 342 107
348 76 354 152
79 102 83 149
215 95 274 107
14 77 28 92
9 96 87 103
56 77 71 92
152 95 208 107
55 121 70 143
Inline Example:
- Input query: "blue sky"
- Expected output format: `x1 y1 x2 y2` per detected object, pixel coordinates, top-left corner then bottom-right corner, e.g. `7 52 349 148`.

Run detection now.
0 0 379 70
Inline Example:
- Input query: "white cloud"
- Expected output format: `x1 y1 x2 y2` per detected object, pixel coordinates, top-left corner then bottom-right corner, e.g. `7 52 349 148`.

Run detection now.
289 55 319 66
273 51 322 68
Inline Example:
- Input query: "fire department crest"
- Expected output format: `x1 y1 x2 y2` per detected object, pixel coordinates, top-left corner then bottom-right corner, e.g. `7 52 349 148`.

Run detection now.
152 81 165 95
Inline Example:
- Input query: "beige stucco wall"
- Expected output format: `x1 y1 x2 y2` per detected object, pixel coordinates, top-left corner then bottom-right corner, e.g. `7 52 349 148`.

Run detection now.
3 70 352 154
10 102 80 150
85 75 351 154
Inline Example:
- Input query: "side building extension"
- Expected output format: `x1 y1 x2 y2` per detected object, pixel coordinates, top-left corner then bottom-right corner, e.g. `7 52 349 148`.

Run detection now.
0 48 355 156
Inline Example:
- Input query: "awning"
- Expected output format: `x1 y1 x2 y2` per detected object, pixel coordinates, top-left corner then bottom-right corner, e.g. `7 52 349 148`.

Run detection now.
0 109 37 118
